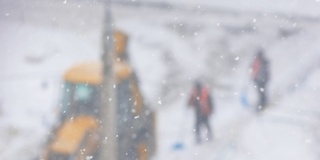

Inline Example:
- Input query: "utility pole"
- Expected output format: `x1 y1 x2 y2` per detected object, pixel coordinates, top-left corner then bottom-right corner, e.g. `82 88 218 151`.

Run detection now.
100 0 117 159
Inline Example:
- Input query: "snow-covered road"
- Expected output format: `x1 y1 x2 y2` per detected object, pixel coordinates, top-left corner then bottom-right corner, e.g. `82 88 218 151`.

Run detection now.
1 0 320 159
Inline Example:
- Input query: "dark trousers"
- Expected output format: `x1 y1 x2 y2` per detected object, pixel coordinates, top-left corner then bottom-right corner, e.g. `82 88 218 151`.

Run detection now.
195 115 212 143
255 81 267 110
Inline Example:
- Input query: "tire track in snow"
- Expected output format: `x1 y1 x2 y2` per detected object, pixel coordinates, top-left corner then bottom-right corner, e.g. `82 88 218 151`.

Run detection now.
209 111 256 160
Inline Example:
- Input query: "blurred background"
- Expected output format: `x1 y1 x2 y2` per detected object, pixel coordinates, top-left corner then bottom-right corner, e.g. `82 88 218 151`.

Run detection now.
1 0 320 159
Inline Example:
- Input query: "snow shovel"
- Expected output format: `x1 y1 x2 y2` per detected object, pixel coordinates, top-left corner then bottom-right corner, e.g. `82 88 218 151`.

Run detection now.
172 107 189 151
240 89 250 108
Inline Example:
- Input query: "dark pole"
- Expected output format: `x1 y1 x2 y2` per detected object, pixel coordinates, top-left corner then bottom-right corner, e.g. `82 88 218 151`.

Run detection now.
100 0 117 159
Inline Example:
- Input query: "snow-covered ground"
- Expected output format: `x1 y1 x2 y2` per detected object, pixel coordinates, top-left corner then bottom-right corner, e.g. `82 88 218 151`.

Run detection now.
132 0 320 18
1 0 320 159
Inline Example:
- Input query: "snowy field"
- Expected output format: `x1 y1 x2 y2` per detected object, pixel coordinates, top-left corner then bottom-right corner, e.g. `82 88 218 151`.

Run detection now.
131 0 320 18
1 0 320 159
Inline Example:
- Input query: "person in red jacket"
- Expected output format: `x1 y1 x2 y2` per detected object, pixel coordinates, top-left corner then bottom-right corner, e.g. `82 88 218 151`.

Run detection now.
188 80 214 144
251 49 270 110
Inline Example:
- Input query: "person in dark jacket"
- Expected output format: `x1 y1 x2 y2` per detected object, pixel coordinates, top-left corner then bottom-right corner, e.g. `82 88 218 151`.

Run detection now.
188 81 214 144
251 49 270 110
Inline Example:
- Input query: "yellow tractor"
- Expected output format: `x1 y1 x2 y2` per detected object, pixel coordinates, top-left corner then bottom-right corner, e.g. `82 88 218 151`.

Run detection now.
41 31 156 160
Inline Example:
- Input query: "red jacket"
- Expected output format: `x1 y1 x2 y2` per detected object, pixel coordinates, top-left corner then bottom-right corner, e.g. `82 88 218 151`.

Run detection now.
188 87 213 116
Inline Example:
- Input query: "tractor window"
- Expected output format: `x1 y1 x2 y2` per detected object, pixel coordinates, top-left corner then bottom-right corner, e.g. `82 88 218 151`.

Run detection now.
60 82 73 120
60 82 99 120
73 84 99 116
74 84 94 102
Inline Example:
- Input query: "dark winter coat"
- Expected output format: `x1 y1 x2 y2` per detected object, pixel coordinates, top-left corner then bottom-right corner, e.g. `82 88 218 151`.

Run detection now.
252 56 270 85
188 86 214 118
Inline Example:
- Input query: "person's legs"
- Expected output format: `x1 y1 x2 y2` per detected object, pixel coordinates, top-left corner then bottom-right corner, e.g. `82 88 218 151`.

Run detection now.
204 117 213 141
195 117 201 143
254 83 262 111
255 81 265 111
262 83 268 107
260 90 266 107
259 82 267 109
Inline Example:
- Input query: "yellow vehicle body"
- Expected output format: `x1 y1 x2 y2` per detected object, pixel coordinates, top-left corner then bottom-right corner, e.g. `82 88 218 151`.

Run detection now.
64 61 132 85
42 31 156 160
49 116 98 154
114 30 128 56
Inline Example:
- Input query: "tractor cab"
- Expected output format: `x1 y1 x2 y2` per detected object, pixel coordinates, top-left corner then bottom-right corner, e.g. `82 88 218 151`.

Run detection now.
42 31 156 160
59 62 103 121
